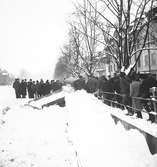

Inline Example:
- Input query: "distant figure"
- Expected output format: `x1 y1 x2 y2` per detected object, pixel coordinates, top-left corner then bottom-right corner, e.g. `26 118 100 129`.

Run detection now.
86 76 98 93
97 75 107 98
35 80 40 98
72 75 86 91
53 80 62 91
50 80 55 92
130 73 142 118
20 79 27 98
39 79 44 97
13 78 21 98
119 72 131 112
45 80 51 95
112 73 121 108
139 74 157 116
139 74 157 99
27 79 34 98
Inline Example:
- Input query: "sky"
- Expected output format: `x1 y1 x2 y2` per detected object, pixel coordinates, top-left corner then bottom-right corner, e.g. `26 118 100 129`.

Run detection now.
0 0 74 79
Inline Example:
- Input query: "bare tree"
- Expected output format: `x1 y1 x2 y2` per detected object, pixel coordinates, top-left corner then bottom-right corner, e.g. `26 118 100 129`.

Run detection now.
54 26 87 79
70 0 105 76
57 0 157 78
83 0 157 72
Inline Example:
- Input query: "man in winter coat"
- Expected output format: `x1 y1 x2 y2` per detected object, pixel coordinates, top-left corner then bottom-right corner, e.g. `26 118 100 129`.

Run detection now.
112 73 121 108
20 79 27 98
130 74 142 118
86 76 98 93
13 78 21 98
35 80 40 98
102 78 114 106
139 74 157 116
119 72 131 112
97 75 107 98
45 80 51 95
140 74 157 98
27 79 34 98
72 75 86 91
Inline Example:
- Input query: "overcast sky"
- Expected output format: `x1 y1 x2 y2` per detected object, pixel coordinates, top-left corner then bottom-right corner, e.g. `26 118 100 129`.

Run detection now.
0 0 74 79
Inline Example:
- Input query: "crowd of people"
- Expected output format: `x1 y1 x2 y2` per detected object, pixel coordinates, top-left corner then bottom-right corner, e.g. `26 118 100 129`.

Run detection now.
12 72 157 121
13 79 62 99
72 72 157 121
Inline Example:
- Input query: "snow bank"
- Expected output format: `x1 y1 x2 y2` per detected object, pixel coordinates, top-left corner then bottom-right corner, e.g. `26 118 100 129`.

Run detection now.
0 86 157 167
30 85 74 109
0 86 18 111
108 107 157 137
65 90 157 167
0 104 77 167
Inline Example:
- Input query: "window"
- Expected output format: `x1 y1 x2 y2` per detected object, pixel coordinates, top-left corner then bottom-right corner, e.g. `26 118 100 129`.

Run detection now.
151 52 157 65
138 57 141 67
144 54 149 66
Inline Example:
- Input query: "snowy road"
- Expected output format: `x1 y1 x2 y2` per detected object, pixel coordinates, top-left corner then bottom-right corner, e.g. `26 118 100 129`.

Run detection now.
0 86 157 167
0 106 78 167
0 86 78 167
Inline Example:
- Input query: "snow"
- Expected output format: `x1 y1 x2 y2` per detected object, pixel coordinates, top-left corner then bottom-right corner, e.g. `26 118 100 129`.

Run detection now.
107 107 157 137
120 66 125 72
124 63 135 75
0 85 157 167
30 85 74 109
120 63 135 75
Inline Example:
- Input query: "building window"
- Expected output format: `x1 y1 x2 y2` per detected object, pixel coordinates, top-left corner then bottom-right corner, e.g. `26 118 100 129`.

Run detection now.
144 54 149 66
151 52 157 65
138 57 141 67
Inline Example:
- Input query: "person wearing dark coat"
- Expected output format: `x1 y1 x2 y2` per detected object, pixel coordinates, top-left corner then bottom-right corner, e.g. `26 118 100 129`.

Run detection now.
20 79 27 98
38 79 45 96
35 80 40 98
112 74 121 108
72 76 86 91
27 79 34 98
139 74 157 98
112 74 120 94
13 78 21 98
139 74 157 116
53 80 62 92
86 76 98 93
119 72 131 112
130 74 142 118
97 75 107 98
45 80 51 95
31 81 36 98
101 78 114 106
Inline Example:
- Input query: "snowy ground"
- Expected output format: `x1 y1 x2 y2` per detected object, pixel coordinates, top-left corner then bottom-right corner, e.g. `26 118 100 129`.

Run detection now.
0 85 157 167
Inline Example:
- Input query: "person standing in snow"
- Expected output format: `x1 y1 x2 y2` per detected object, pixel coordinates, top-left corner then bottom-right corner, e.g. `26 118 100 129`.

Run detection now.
139 74 157 99
27 79 34 98
112 73 122 108
97 75 107 98
72 75 86 91
20 79 27 98
35 80 40 98
86 76 98 93
13 78 21 98
130 73 142 118
139 74 157 120
119 72 131 113
101 77 114 106
45 80 51 95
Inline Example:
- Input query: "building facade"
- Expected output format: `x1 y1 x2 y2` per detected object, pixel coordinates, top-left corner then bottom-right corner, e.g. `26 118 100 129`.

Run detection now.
95 6 157 78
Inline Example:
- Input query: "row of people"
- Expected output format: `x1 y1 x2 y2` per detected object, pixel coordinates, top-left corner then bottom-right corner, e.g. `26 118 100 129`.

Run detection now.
13 79 62 99
71 72 157 120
